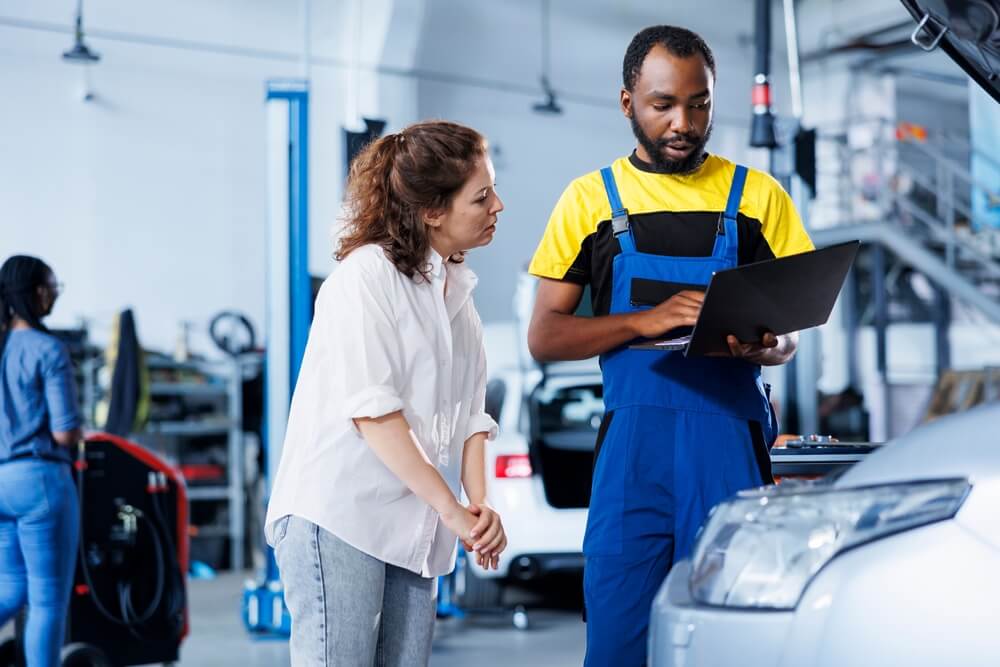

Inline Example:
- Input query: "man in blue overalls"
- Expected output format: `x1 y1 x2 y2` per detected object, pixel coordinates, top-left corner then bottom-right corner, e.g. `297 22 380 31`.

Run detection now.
527 25 814 665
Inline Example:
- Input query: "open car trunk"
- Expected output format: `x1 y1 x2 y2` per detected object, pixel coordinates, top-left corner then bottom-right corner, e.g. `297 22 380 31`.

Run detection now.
515 272 605 508
528 376 604 509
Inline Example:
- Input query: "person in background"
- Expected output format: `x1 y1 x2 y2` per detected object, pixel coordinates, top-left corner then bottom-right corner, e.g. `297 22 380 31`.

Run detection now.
265 120 508 666
0 255 82 667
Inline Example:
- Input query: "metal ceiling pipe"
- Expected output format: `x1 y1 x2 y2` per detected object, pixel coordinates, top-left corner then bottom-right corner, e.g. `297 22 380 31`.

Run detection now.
750 0 777 148
783 0 803 120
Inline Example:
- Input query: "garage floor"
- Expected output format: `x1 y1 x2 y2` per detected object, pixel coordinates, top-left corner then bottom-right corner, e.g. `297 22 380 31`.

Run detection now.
1 572 588 666
184 572 586 666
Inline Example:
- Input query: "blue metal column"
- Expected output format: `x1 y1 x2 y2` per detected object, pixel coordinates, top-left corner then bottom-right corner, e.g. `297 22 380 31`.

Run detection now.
243 79 309 637
268 83 311 389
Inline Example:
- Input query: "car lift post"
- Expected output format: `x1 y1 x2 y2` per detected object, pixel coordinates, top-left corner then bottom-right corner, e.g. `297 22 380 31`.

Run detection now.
242 79 310 637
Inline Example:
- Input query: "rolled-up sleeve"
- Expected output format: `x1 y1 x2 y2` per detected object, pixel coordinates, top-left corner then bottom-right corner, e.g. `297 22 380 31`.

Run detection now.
328 258 406 423
44 344 81 432
464 317 498 442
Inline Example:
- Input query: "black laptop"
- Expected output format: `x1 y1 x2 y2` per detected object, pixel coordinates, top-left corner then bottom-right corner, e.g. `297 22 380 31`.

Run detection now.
630 241 860 356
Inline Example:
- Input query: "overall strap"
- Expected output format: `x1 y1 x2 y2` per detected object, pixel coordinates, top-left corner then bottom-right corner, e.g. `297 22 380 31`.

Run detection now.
600 166 636 254
711 164 748 263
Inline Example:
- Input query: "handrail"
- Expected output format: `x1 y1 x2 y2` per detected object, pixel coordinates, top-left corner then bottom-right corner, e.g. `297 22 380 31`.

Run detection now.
812 222 1000 323
893 196 1000 278
898 164 973 223
814 126 1000 272
921 130 1000 175
898 137 1000 206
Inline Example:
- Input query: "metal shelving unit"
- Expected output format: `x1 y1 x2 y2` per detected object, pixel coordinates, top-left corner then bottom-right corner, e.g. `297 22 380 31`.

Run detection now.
84 354 259 571
149 357 249 572
146 420 232 436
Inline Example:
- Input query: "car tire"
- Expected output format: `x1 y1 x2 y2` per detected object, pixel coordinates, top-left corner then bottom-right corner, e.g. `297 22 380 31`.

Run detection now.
0 638 19 667
456 555 503 610
60 643 112 667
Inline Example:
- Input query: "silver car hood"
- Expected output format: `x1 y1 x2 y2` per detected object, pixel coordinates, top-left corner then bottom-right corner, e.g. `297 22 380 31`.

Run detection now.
835 403 1000 487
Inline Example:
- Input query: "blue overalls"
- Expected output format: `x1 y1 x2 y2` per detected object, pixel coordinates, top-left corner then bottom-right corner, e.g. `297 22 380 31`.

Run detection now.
583 164 777 666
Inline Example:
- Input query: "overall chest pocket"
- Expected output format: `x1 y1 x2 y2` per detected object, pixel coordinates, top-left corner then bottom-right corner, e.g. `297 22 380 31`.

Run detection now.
629 277 707 309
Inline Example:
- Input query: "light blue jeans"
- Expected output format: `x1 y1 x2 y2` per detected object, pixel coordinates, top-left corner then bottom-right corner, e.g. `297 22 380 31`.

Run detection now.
273 515 436 667
0 459 79 667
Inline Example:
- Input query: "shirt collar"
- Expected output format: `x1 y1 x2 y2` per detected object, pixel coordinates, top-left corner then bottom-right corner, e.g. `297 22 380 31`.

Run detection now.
427 248 478 319
427 248 447 281
627 149 713 178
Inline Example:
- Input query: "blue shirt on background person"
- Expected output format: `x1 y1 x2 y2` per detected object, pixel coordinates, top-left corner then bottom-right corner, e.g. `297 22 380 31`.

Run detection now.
0 253 82 667
0 328 81 463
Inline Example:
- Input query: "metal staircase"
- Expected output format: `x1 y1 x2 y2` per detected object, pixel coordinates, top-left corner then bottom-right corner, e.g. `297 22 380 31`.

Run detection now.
813 222 1000 322
811 122 1000 323
798 117 1000 439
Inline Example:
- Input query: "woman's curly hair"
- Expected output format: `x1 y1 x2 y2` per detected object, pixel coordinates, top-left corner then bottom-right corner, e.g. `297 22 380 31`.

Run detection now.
336 120 487 281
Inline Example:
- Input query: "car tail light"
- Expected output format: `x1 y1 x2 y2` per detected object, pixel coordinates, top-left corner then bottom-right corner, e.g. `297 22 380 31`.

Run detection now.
495 454 532 478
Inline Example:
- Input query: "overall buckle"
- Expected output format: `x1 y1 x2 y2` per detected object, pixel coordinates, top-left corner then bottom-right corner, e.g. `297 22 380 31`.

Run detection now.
612 209 630 236
716 212 729 236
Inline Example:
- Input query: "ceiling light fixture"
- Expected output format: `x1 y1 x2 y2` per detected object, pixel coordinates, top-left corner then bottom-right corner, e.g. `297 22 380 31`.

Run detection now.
62 0 100 64
532 0 562 115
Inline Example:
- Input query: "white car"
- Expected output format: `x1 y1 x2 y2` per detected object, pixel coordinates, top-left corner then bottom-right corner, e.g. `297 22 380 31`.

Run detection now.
649 403 1000 666
455 361 603 609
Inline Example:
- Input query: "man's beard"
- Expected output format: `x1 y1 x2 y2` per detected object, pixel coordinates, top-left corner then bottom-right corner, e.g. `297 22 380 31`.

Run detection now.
630 115 713 174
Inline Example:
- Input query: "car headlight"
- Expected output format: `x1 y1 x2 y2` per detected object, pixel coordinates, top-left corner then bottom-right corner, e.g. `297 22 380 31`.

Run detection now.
689 478 970 610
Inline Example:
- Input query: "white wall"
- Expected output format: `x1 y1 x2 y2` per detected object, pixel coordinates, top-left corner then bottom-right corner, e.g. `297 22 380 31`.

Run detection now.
1 12 283 355
13 0 994 395
0 0 418 356
414 0 783 321
3 0 797 344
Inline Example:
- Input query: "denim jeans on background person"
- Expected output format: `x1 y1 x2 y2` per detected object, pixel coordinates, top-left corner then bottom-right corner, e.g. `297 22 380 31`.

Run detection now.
0 458 80 667
273 515 437 667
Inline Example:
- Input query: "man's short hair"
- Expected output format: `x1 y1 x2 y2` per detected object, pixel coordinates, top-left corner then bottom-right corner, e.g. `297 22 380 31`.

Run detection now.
623 25 716 91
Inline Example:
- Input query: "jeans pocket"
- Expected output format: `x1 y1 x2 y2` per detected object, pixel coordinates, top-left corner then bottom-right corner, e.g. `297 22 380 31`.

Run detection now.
272 515 292 549
6 461 52 519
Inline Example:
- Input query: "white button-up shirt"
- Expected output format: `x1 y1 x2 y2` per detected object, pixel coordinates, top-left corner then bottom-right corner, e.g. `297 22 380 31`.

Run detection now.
265 244 498 577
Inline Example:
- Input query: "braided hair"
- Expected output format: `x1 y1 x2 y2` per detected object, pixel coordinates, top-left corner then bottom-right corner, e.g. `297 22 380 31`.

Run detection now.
0 255 53 354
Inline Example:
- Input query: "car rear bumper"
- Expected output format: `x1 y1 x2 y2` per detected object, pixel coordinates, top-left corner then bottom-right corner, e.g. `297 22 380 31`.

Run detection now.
504 551 585 581
475 477 587 579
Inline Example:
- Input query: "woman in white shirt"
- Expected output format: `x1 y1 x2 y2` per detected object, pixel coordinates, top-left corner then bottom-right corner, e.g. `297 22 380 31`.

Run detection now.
265 120 507 666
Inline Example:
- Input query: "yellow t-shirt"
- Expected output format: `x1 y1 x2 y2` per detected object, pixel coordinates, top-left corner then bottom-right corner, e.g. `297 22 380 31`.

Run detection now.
528 153 814 316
